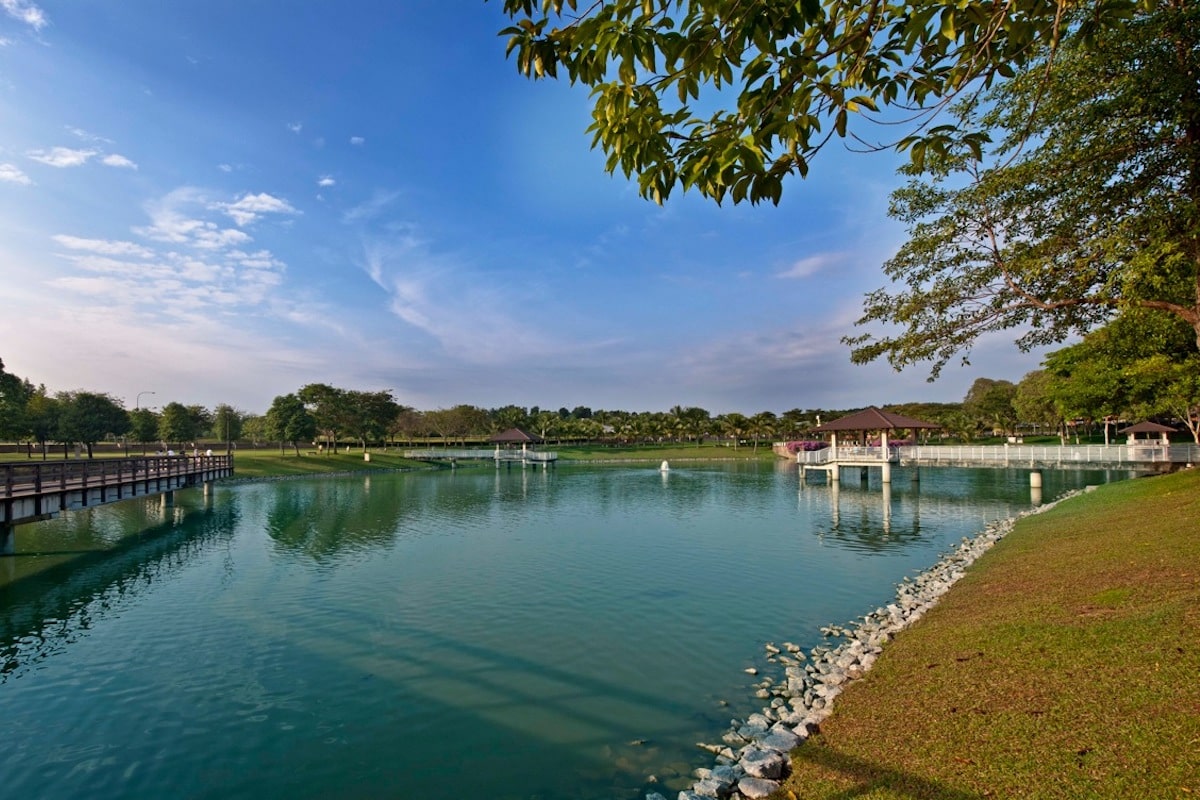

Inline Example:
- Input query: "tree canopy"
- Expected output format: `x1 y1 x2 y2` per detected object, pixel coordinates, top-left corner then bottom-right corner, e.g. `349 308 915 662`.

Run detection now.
496 0 1140 204
1041 310 1200 442
0 358 33 441
847 1 1200 375
264 394 317 455
56 391 130 457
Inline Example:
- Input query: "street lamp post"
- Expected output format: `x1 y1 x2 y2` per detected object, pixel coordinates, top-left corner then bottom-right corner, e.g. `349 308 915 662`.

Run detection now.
134 391 156 456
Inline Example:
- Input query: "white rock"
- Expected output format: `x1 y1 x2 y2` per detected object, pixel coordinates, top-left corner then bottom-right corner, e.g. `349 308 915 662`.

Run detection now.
740 748 788 779
758 728 801 752
737 776 782 798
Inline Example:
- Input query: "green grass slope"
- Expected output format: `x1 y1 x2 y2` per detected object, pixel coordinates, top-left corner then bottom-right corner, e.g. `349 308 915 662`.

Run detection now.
776 469 1200 799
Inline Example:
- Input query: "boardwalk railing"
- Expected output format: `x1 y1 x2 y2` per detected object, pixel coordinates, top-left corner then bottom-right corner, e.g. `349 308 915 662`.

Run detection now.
3 455 235 553
794 443 1199 469
403 448 557 463
2 455 234 500
897 443 1198 466
797 447 892 465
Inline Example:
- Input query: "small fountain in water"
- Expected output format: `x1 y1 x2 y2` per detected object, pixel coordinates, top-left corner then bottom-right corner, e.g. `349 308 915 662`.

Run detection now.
660 460 670 472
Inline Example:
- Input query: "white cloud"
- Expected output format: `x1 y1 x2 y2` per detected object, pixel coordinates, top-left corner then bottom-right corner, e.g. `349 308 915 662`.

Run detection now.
342 189 399 224
135 187 253 250
1 0 47 30
361 234 565 364
317 175 335 187
776 252 845 279
53 196 291 317
217 163 233 173
287 122 303 133
27 146 95 167
350 136 365 146
220 192 299 226
66 126 113 144
101 153 138 169
52 235 154 258
0 163 32 184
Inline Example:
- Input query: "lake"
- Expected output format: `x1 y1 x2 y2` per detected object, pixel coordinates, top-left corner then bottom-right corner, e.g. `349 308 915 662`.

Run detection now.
0 461 1126 799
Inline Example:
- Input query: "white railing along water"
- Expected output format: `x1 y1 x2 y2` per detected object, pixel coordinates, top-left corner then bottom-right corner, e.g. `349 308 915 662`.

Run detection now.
791 443 1199 467
403 448 557 462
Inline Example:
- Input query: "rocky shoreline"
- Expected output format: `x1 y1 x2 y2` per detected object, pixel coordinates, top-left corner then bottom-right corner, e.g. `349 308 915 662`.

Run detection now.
652 490 1083 800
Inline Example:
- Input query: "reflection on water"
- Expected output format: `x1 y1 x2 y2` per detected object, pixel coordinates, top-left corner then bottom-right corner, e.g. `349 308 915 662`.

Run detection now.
0 496 240 683
0 462 1128 800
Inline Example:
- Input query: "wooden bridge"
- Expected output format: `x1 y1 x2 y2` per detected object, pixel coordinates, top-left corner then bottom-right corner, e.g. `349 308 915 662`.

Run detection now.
798 443 1199 484
1 455 234 554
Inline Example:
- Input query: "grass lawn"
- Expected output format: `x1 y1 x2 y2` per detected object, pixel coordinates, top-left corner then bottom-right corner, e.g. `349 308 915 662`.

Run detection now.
0 441 778 475
774 468 1200 799
230 442 775 475
222 447 434 478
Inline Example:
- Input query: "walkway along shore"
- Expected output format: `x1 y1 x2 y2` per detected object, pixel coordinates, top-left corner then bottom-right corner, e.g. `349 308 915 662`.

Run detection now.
656 489 1088 800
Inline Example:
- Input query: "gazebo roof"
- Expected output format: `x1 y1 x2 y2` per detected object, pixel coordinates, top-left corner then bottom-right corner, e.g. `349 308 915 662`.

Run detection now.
489 427 544 444
1118 421 1176 435
812 405 939 433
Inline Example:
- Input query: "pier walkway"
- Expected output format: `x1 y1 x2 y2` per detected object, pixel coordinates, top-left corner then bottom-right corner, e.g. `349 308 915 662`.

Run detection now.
403 448 557 467
2 455 234 554
798 443 1198 484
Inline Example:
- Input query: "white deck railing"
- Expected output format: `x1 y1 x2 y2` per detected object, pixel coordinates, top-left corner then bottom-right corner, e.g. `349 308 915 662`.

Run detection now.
403 448 557 462
796 447 890 464
898 444 1198 465
792 443 1199 467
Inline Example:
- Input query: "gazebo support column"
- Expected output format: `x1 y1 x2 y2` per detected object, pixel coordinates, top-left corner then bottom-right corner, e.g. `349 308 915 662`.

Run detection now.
881 431 892 484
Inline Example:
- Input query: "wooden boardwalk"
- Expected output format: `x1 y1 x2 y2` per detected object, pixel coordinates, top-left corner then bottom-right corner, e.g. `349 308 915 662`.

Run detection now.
2 455 234 554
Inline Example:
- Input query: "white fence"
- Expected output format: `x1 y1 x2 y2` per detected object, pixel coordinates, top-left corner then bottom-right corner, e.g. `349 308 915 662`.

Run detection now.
403 448 557 462
794 443 1199 467
796 447 889 465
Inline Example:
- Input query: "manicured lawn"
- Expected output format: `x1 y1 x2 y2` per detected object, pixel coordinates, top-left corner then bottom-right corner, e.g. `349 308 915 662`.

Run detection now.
0 442 779 475
774 468 1200 799
220 447 432 477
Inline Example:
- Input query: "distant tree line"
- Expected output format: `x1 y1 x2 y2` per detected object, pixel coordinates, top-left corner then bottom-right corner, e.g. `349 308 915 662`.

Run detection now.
1 318 1196 460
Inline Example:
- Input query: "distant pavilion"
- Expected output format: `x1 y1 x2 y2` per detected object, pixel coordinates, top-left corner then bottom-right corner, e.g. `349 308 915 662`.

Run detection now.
1119 420 1176 446
489 428 544 454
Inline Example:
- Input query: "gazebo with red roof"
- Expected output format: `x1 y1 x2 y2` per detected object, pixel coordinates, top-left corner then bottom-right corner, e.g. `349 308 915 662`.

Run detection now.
489 427 544 445
489 428 544 460
806 406 940 484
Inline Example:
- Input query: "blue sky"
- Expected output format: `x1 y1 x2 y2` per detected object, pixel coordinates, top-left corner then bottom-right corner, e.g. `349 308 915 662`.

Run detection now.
0 1 1044 416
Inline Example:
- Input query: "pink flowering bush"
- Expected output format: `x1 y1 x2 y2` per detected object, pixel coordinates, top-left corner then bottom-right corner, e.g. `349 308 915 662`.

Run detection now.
784 440 829 453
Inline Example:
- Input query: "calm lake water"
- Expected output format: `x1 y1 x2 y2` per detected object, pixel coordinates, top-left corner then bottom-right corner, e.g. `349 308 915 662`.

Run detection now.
0 461 1127 799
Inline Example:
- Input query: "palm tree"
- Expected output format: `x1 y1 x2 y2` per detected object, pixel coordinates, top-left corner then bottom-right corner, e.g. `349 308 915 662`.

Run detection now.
748 411 779 454
718 412 749 449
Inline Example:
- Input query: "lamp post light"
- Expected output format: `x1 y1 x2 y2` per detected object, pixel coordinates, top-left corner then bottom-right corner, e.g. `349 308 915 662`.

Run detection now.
134 391 156 457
